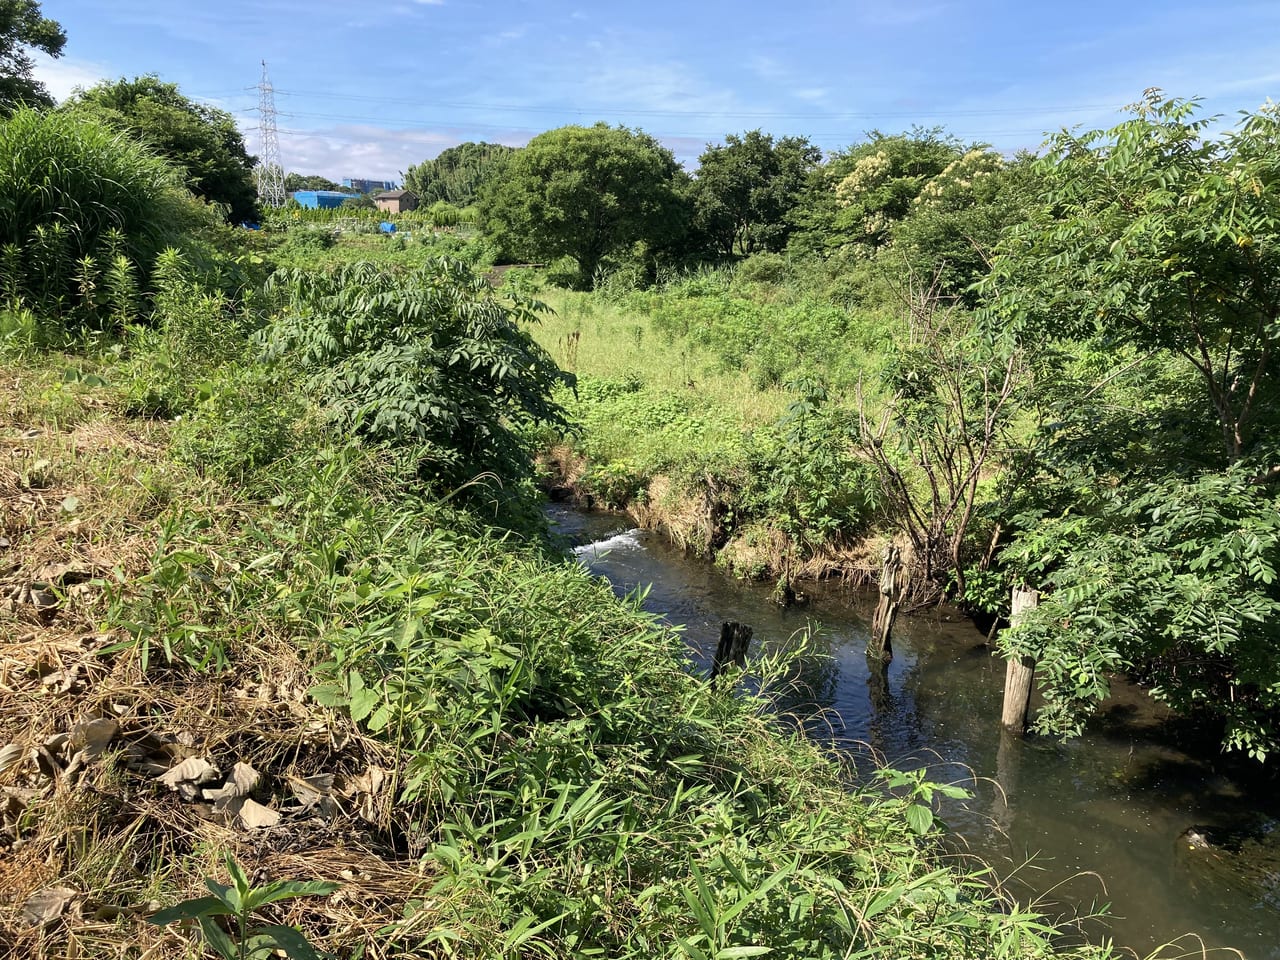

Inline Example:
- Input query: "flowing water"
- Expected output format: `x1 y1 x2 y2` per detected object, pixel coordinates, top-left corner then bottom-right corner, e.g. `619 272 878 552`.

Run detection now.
551 505 1280 959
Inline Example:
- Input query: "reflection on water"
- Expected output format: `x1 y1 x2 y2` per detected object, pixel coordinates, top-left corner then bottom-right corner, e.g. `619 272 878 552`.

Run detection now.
548 504 1280 959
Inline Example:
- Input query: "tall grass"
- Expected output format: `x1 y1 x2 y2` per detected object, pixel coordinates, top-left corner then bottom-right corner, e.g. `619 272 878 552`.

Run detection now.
0 107 205 329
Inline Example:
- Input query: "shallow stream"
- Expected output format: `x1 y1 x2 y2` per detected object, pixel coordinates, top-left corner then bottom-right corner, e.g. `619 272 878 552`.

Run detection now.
550 505 1280 959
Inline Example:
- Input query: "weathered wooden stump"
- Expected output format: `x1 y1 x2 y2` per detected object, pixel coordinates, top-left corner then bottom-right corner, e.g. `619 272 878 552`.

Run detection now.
867 544 902 663
1000 586 1040 733
711 621 753 680
993 729 1021 832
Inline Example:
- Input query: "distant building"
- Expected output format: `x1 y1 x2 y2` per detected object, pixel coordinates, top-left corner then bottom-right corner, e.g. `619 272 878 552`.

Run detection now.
292 190 356 210
342 177 398 194
374 189 419 214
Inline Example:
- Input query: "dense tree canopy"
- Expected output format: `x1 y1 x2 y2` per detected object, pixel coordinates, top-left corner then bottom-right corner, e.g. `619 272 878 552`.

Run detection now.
478 123 687 287
889 148 1033 300
0 0 64 112
64 75 258 223
985 93 1280 759
790 128 963 257
404 141 515 206
984 92 1280 463
690 130 821 257
285 172 343 193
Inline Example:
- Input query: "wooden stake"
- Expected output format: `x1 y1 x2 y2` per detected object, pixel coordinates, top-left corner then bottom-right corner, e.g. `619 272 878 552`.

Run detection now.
1000 586 1040 733
868 544 902 663
712 621 753 679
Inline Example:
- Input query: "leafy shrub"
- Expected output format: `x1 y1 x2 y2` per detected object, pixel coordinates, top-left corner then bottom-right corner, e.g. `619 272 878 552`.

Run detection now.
739 386 879 545
119 249 249 417
750 299 859 388
1002 467 1280 760
173 364 309 484
732 251 792 288
0 107 205 328
282 226 336 254
651 295 766 368
573 373 643 403
427 200 462 227
498 266 543 297
262 258 572 494
0 304 43 356
544 255 582 289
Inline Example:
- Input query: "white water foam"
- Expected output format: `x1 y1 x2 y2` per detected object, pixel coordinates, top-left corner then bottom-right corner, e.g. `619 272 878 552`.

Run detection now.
572 529 643 559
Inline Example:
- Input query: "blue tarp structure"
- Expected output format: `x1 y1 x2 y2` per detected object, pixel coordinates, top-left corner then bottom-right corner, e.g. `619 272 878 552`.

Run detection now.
379 221 397 233
293 190 356 209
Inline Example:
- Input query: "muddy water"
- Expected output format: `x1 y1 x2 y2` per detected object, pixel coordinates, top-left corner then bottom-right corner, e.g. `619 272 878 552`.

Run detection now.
551 506 1280 959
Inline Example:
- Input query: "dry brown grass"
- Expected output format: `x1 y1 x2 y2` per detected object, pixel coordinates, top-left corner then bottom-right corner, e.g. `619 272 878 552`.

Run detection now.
0 373 440 959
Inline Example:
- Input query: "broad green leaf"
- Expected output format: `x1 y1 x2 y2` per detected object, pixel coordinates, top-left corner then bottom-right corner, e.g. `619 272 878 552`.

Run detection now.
147 895 227 925
245 925 328 960
244 879 338 913
196 915 240 960
905 802 934 835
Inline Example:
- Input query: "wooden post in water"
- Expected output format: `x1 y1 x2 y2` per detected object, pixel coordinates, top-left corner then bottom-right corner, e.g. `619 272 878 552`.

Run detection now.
1000 586 1040 733
712 621 753 680
867 544 902 663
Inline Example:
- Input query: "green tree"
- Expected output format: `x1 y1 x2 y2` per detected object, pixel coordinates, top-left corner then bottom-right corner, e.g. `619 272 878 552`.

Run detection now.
64 75 258 223
690 130 821 257
889 149 1035 302
983 91 1280 463
0 0 64 112
790 128 962 257
478 123 687 288
404 141 514 206
284 172 342 193
982 92 1280 759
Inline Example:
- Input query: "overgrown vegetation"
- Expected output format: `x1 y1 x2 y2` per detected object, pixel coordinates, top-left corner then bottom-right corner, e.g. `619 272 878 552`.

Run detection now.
508 93 1280 762
0 107 211 334
2 5 1276 944
0 93 1127 960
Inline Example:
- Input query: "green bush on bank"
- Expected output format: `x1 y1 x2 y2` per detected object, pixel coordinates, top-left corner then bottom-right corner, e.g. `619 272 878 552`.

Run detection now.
0 107 212 331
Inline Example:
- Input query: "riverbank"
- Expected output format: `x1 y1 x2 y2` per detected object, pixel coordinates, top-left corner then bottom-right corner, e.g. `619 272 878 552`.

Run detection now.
0 340 1119 957
525 281 922 596
561 504 1280 959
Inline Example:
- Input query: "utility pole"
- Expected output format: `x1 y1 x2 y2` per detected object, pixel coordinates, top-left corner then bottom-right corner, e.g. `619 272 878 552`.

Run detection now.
255 60 285 208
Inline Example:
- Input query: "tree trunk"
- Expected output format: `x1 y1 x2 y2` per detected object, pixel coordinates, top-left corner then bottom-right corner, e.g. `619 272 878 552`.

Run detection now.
1000 586 1039 733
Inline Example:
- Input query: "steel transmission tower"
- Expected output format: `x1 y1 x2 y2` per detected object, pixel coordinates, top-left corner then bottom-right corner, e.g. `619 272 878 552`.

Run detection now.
255 60 286 208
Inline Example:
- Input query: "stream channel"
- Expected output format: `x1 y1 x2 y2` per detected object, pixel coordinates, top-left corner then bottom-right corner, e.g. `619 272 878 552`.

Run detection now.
549 503 1280 959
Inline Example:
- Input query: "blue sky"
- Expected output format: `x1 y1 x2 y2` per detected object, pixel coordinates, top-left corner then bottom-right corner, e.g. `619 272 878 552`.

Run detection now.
33 0 1280 180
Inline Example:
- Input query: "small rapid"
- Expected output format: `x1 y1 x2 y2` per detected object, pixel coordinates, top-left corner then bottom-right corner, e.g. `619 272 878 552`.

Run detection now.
572 529 644 558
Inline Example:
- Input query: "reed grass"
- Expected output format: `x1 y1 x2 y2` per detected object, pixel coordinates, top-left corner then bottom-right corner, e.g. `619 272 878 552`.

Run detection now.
0 109 207 329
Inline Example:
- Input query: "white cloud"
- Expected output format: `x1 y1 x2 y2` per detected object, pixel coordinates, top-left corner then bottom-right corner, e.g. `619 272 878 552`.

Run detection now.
243 122 527 180
31 52 116 103
793 88 829 103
